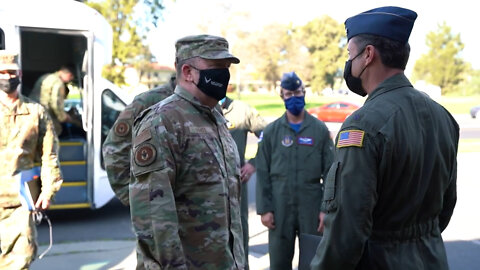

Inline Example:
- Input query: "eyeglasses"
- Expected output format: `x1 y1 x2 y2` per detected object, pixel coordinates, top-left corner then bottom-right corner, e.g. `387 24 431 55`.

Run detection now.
283 89 305 99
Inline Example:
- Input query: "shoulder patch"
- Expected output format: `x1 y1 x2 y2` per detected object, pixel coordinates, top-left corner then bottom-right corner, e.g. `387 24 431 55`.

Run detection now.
337 130 365 148
114 121 130 137
258 131 264 143
134 143 157 166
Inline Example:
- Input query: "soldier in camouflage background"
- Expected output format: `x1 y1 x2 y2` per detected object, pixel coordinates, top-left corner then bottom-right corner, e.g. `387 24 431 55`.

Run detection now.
29 65 75 135
0 51 63 269
103 74 176 206
130 35 245 269
103 74 175 268
220 95 267 268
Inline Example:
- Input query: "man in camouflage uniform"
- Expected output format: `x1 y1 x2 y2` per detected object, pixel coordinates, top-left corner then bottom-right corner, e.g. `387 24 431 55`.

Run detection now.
0 51 63 269
29 65 75 135
103 74 176 206
311 7 459 270
255 71 334 270
220 95 267 268
103 74 175 268
131 35 245 269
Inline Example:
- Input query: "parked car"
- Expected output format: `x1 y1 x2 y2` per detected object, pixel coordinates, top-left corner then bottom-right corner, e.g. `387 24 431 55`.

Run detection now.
470 105 480 119
307 101 360 122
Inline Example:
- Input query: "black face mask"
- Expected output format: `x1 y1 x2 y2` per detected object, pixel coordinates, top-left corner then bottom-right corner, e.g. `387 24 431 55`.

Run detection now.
192 66 230 101
343 48 368 97
0 77 21 94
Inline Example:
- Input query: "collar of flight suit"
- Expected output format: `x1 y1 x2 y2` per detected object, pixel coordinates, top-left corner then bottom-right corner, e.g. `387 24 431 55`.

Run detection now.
173 85 227 126
365 73 413 103
280 110 315 134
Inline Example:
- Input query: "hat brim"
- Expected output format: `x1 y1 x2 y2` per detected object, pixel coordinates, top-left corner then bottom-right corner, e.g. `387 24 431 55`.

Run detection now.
200 51 240 64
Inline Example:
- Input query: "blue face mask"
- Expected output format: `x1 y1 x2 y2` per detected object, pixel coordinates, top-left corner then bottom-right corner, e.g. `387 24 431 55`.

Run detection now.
284 96 305 116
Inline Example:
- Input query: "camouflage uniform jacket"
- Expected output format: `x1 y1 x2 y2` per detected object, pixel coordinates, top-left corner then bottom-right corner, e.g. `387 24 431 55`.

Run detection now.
102 78 175 205
29 72 68 134
131 85 245 269
0 94 63 207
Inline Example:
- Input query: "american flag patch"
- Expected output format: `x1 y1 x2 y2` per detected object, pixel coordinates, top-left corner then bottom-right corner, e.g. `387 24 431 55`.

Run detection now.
337 130 364 148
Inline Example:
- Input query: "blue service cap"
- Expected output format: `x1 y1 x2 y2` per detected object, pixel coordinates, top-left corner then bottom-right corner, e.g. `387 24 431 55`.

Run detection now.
280 71 302 91
345 6 417 44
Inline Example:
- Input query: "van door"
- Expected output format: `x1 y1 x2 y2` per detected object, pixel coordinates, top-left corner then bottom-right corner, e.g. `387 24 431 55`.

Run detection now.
19 27 93 209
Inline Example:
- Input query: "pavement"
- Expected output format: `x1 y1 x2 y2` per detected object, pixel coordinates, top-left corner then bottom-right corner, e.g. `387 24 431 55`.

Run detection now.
30 176 281 270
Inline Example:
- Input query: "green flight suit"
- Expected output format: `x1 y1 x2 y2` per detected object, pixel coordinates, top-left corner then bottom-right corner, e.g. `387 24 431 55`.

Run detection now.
311 74 459 270
221 96 267 268
256 112 334 270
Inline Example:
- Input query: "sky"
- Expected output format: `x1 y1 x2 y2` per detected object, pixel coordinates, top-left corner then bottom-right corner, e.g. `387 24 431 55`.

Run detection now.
147 0 479 74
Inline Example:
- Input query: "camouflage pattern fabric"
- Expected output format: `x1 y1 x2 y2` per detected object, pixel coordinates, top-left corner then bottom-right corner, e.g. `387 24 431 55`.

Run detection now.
102 77 175 206
0 94 62 268
29 72 68 135
130 86 245 269
175 35 240 63
0 206 37 269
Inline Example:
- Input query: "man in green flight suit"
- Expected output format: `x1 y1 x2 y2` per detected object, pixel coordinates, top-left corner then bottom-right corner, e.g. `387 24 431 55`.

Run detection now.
220 95 267 268
0 51 63 269
311 6 459 270
130 35 245 269
255 71 334 270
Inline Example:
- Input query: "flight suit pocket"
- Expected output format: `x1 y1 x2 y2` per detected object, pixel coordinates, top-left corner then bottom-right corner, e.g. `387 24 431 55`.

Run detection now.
323 161 339 212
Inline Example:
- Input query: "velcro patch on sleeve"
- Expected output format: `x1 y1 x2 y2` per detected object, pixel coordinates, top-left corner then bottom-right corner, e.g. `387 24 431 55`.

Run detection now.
336 130 365 148
134 143 156 167
117 109 133 120
114 121 130 137
133 128 152 145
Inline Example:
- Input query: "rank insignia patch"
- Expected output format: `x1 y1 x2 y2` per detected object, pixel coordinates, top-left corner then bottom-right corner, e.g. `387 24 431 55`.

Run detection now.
337 130 364 148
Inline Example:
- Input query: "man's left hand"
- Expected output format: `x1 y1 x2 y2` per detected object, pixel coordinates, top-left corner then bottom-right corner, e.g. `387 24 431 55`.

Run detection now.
35 193 51 210
240 163 256 183
317 212 326 233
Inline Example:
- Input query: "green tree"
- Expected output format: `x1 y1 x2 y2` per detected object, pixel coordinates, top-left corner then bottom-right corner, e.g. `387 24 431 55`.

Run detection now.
412 22 467 95
236 23 292 91
85 0 164 86
462 68 480 95
299 16 347 93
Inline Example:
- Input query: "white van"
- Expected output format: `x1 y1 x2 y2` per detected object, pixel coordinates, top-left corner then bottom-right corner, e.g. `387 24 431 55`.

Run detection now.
0 0 131 209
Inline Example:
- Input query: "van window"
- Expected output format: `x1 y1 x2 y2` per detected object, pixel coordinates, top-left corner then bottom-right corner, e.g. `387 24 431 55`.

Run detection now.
101 89 126 167
0 28 4 49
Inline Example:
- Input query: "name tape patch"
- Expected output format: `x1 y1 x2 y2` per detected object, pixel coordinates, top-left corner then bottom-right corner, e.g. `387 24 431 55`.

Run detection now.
297 136 314 146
